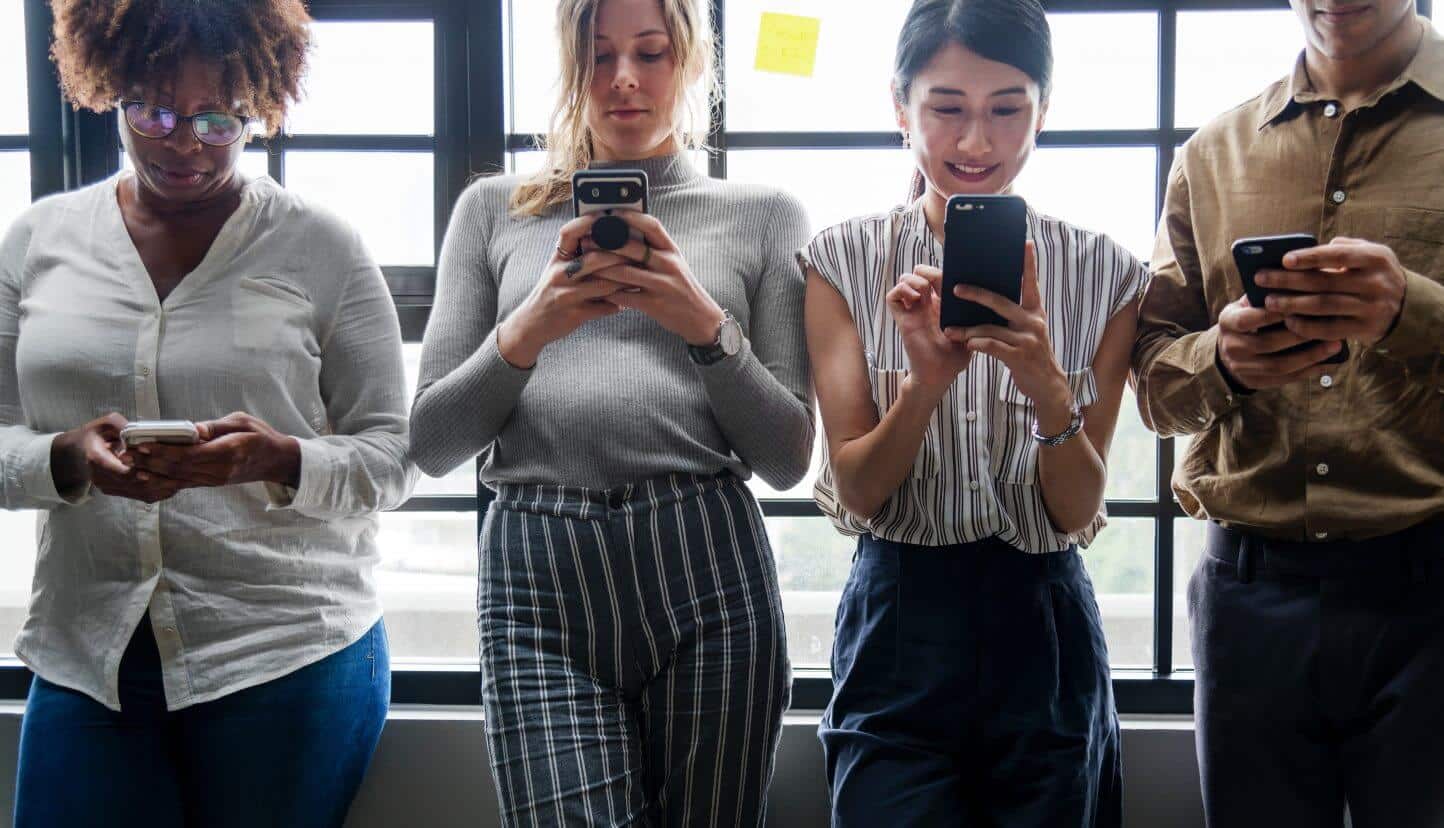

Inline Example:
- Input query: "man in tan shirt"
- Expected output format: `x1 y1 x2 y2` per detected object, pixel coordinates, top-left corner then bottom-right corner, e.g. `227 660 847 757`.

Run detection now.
1133 0 1444 824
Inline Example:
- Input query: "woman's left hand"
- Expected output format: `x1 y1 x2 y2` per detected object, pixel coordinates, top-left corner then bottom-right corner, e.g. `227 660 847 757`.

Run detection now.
947 242 1074 416
126 412 303 490
588 211 726 346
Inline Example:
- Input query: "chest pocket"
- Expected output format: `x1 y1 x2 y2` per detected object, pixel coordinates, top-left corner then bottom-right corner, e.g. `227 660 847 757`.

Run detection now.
232 276 317 353
1385 207 1444 282
990 365 1099 485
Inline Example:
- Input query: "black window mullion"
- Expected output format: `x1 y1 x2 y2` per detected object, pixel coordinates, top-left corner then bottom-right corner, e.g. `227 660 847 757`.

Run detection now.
23 0 61 199
1154 4 1180 677
709 0 728 179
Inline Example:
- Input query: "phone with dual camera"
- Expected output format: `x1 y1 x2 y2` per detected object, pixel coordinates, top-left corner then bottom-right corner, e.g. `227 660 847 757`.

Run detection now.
572 169 649 251
940 193 1028 330
1232 233 1349 365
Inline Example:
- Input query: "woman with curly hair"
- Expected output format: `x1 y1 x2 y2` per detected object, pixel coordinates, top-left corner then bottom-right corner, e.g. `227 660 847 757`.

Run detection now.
0 2 416 825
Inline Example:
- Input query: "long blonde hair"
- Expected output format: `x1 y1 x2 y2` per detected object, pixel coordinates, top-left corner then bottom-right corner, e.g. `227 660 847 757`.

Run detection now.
509 0 718 217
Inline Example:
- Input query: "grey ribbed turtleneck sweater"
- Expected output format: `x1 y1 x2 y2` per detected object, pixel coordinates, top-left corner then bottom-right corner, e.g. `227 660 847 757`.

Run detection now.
409 153 815 490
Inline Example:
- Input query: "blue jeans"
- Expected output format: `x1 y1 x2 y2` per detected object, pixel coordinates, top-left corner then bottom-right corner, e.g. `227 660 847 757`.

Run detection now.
14 615 389 828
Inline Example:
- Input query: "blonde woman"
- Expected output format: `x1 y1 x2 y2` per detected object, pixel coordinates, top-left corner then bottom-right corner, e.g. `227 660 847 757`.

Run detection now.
409 0 813 823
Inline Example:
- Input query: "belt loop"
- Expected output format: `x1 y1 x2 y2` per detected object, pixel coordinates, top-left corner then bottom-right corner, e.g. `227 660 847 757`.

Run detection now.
1237 537 1255 584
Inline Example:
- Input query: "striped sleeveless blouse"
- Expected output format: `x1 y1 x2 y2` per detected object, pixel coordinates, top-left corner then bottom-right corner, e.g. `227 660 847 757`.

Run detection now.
799 198 1147 553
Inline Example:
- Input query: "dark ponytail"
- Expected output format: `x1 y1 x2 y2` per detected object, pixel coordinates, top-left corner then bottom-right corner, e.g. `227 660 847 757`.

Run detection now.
894 0 1053 201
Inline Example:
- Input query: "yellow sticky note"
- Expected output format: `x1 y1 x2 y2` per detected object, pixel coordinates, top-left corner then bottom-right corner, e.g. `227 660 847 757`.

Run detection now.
754 12 821 78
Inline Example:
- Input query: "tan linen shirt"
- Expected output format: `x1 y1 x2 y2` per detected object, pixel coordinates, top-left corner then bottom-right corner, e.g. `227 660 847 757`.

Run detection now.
1133 20 1444 542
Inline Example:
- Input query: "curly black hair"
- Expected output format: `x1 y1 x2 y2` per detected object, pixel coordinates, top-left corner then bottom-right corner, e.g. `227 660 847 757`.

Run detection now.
51 0 313 135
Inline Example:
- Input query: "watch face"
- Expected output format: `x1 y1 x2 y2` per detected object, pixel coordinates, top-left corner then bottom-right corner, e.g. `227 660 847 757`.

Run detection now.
719 317 743 355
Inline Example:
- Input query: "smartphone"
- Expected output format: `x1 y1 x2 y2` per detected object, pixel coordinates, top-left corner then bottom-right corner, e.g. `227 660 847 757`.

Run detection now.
572 169 648 251
940 194 1028 330
120 420 200 447
1231 234 1349 364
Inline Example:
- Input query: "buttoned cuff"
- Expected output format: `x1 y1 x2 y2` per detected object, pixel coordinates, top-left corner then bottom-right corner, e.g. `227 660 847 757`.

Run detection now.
1374 269 1444 360
10 433 91 506
264 438 332 513
1158 326 1244 430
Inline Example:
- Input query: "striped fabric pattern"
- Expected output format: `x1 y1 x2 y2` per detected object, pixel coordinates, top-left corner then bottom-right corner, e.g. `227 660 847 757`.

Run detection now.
478 472 790 827
800 200 1147 553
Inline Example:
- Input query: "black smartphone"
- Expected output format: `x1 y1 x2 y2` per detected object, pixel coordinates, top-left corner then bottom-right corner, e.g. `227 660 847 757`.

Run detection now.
1231 233 1348 364
572 169 648 250
940 193 1027 330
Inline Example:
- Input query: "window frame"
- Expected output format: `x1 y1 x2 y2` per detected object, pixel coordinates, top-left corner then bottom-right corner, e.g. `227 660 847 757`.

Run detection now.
2 0 1434 714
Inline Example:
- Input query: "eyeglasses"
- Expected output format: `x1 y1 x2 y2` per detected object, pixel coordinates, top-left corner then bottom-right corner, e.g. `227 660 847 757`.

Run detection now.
121 101 253 147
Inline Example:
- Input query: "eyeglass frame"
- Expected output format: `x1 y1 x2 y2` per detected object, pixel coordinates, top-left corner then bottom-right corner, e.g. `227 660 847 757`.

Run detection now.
119 100 258 148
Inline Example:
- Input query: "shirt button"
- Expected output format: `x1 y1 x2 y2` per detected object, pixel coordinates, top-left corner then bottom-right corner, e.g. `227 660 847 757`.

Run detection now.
968 481 980 492
965 411 977 423
1331 190 1347 204
1320 374 1333 388
139 366 151 377
1316 463 1330 476
1323 102 1339 117
142 502 155 511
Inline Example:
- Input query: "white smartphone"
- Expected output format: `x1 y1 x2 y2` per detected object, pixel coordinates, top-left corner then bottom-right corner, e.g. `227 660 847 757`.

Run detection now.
120 420 200 446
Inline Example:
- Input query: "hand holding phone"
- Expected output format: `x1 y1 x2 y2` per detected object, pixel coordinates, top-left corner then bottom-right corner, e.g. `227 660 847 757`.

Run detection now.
1232 234 1349 365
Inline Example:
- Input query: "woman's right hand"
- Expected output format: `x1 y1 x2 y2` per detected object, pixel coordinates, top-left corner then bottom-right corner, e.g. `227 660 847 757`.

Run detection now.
50 413 183 503
496 215 631 369
886 264 972 393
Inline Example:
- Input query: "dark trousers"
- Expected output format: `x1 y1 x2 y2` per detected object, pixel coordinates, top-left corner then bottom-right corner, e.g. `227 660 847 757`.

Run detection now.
820 535 1122 827
14 615 389 828
1191 521 1444 828
478 472 790 827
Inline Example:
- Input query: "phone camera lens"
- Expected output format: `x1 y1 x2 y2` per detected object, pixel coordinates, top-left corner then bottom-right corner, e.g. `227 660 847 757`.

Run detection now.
620 187 629 198
591 187 601 198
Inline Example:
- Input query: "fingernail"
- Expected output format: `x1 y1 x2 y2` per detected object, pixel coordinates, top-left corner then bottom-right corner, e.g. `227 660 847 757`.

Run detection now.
137 472 150 482
138 446 151 455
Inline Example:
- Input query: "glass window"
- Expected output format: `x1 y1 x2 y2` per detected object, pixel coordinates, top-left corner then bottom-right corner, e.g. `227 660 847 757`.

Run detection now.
0 509 37 657
287 21 435 136
1176 10 1301 129
506 1 564 136
724 1 910 133
0 1 28 135
0 152 31 239
283 151 434 266
1083 517 1156 668
770 516 855 668
726 148 915 235
374 511 478 662
1047 13 1158 131
1173 515 1208 669
1012 146 1157 261
1105 386 1157 501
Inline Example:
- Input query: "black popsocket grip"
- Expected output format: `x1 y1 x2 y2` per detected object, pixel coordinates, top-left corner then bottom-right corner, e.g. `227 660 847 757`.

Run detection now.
591 213 630 251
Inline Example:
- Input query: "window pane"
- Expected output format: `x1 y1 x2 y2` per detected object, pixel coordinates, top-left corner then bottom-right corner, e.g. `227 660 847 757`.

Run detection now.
771 516 855 668
1173 516 1208 669
284 151 434 266
0 510 38 656
0 1 27 135
1012 146 1157 261
1083 517 1155 668
403 343 477 497
1176 11 1300 129
288 21 434 135
1105 385 1157 500
0 152 31 238
375 511 477 662
506 2 564 135
724 1 909 132
726 148 915 235
1047 13 1158 131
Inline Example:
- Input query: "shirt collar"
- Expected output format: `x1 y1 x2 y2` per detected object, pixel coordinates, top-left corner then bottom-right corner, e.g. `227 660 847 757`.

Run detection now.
1258 19 1444 131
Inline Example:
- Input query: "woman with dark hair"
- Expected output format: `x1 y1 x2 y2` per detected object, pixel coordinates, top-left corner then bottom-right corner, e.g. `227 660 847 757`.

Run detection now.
0 2 415 825
801 0 1145 824
409 0 811 823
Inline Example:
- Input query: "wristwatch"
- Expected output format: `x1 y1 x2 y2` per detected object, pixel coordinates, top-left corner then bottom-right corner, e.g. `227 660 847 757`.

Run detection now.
1032 399 1085 446
687 311 743 365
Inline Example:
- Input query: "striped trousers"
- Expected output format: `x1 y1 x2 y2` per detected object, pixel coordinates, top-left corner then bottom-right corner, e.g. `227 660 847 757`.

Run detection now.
478 472 791 827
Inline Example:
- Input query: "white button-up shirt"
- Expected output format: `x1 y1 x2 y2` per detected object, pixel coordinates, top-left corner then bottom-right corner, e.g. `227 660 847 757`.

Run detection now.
0 174 416 711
